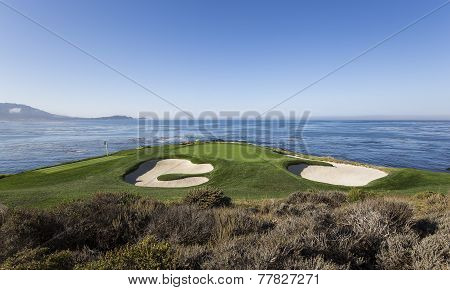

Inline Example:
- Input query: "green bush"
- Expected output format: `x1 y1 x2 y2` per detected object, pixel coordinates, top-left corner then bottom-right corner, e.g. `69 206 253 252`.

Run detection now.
347 188 376 202
0 248 75 270
79 236 172 270
184 187 231 209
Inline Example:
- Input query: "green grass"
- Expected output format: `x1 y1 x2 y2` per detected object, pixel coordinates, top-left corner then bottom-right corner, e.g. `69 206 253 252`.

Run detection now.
157 173 209 181
0 142 449 208
36 156 126 174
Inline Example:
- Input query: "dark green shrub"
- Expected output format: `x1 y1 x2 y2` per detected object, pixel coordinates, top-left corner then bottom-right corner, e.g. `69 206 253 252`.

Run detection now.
0 248 75 270
0 209 62 260
184 187 231 209
79 236 172 270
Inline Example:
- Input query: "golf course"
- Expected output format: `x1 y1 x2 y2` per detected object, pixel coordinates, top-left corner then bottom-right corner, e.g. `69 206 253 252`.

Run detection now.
0 142 449 209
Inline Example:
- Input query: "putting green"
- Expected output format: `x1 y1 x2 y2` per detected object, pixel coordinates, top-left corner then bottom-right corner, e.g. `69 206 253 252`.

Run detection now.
36 156 125 174
0 142 449 208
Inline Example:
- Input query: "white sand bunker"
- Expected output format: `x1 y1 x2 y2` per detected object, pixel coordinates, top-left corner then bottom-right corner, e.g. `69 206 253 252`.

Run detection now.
300 162 387 186
134 159 213 188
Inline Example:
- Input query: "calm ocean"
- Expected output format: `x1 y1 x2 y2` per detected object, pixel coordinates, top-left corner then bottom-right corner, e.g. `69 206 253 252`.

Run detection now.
0 120 449 174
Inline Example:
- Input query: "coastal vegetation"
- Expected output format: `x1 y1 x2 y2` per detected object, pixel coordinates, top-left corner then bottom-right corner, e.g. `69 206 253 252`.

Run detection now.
0 189 448 270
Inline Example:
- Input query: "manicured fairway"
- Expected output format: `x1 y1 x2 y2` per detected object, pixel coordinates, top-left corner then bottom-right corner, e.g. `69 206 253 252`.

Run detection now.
36 155 126 174
0 142 449 208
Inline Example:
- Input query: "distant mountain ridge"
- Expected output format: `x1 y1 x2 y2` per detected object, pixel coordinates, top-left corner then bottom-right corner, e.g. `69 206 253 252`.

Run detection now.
0 103 133 121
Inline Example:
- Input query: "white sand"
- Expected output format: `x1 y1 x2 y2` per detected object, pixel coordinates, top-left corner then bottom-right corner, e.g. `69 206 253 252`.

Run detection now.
285 155 387 186
135 159 213 188
300 162 387 186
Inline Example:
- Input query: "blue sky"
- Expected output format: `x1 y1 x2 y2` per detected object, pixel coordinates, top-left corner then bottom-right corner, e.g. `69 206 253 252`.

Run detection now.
0 0 449 118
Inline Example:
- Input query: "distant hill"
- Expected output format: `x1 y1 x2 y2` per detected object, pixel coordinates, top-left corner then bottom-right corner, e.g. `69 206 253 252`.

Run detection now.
0 103 133 121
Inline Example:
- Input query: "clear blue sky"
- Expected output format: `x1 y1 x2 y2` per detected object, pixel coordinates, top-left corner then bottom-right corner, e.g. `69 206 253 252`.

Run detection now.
1 0 449 118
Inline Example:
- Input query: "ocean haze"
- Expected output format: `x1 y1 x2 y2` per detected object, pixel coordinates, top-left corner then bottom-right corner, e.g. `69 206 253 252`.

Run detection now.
0 103 133 121
1 103 449 121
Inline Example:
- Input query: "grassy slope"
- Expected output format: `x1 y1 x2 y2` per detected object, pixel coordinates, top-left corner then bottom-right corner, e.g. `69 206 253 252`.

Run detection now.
0 142 449 208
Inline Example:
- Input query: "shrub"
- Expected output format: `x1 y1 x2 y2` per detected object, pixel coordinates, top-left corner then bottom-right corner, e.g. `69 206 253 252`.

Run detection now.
0 248 75 270
411 233 449 270
51 193 163 251
286 191 347 208
415 191 442 200
347 188 376 202
340 199 413 233
202 236 259 270
79 236 172 270
0 190 447 270
203 227 347 270
148 205 216 245
0 209 62 261
415 192 448 214
0 202 7 226
376 232 419 269
333 199 414 269
275 202 327 217
172 244 211 270
184 187 231 209
283 255 349 270
214 208 274 240
426 193 448 207
434 212 450 234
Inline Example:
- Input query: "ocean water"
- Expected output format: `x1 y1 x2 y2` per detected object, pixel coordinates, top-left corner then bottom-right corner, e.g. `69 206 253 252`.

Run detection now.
0 119 449 174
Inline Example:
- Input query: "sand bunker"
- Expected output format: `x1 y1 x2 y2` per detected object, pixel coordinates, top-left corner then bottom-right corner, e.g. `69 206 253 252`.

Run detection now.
127 159 213 188
285 154 387 186
298 162 387 186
